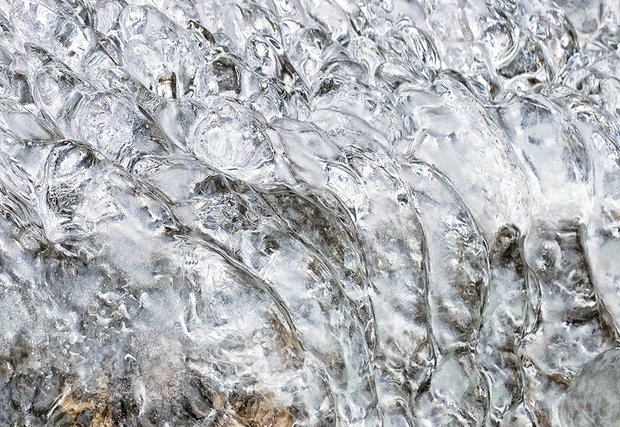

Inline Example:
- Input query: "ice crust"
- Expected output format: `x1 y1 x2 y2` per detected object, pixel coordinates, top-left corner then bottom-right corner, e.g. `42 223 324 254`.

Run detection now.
0 0 619 425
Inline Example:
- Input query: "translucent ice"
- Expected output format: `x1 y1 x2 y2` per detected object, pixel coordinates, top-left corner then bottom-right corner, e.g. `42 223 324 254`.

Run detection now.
0 0 619 425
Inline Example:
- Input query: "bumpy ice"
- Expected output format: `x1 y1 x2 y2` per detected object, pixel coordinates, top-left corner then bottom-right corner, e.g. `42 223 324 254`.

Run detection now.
0 0 619 425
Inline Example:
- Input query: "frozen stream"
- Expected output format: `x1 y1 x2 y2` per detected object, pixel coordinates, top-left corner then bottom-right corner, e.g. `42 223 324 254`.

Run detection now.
0 0 619 425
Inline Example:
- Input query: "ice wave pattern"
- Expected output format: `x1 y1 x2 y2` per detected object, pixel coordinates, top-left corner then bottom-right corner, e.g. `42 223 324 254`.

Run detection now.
0 0 619 425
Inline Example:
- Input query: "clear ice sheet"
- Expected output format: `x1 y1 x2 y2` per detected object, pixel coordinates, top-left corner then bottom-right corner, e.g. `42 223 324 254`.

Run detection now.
0 0 618 425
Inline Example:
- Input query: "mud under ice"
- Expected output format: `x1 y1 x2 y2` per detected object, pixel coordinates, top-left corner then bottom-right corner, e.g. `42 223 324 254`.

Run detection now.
0 0 619 425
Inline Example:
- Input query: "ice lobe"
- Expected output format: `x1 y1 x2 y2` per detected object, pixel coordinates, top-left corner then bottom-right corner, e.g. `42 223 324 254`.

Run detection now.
560 348 620 427
0 0 619 425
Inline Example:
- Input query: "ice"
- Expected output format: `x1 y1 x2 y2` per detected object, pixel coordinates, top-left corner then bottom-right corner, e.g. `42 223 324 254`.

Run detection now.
560 348 620 426
477 225 531 424
400 76 531 238
401 160 489 425
0 0 619 425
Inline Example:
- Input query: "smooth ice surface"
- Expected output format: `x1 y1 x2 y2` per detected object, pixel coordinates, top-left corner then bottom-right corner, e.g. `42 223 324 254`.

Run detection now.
0 0 619 425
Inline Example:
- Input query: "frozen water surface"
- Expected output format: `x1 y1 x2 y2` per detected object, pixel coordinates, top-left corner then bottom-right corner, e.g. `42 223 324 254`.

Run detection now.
0 0 618 425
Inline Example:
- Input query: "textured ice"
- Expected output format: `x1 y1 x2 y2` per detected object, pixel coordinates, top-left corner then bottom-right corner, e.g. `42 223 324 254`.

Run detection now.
0 0 619 425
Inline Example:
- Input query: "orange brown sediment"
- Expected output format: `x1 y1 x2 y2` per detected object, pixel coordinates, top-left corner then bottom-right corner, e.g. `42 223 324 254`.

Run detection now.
55 374 114 427
57 393 114 427
215 392 295 427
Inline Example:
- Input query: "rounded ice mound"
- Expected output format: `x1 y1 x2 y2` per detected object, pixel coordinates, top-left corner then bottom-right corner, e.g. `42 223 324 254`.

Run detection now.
188 97 276 178
560 348 620 426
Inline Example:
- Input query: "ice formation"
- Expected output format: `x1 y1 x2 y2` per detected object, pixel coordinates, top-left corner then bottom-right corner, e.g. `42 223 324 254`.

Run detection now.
0 0 619 425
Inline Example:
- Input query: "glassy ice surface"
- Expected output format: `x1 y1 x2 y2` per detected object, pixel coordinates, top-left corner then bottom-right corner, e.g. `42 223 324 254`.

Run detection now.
0 0 618 424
